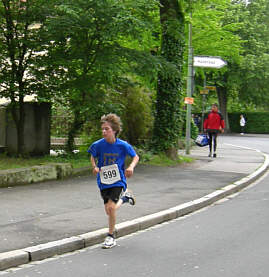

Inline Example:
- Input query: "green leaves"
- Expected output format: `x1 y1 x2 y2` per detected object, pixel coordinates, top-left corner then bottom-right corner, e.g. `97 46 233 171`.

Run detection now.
152 0 185 153
234 0 269 108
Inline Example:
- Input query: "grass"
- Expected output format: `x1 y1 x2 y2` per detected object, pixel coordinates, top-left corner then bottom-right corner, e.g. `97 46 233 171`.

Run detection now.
140 153 193 167
0 153 91 170
0 150 194 171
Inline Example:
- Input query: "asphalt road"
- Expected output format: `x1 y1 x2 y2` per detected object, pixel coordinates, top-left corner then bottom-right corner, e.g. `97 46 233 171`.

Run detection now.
2 134 269 276
224 133 269 154
3 163 269 277
1 135 255 253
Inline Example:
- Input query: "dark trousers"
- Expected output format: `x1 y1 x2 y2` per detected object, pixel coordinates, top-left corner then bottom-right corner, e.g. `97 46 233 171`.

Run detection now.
208 131 218 153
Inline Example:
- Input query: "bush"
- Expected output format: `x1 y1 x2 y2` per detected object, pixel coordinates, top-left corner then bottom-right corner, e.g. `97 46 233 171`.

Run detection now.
181 117 199 139
229 112 269 134
110 81 154 146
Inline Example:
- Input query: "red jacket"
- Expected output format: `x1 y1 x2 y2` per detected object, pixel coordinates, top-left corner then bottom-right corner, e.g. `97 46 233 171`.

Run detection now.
204 111 225 131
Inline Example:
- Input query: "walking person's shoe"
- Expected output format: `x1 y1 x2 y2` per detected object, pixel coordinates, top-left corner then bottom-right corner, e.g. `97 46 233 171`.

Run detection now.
213 153 217 158
102 235 116 249
121 189 136 205
208 152 212 157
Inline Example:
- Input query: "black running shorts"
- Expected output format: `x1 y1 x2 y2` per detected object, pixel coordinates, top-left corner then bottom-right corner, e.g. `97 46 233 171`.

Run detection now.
100 187 123 204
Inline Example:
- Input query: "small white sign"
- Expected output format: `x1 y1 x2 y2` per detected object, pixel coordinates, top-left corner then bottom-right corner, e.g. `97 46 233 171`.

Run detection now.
194 56 227 69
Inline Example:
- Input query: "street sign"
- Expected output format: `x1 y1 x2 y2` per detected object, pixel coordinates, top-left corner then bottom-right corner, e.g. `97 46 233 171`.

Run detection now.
184 97 194 104
194 56 227 69
200 89 209 95
205 86 216 91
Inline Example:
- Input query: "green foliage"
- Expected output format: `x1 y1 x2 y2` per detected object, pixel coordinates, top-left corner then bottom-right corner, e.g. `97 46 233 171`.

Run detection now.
79 126 102 153
191 119 199 139
0 152 90 170
235 0 269 108
229 112 269 134
78 79 154 147
227 92 261 113
0 148 193 171
51 105 73 137
0 0 59 154
182 117 199 140
192 0 242 60
135 148 193 166
189 0 244 129
152 0 185 153
44 0 160 152
115 81 154 146
0 0 59 101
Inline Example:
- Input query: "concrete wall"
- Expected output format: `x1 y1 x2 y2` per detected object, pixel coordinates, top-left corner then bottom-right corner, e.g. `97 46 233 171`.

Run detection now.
0 107 6 147
5 102 51 156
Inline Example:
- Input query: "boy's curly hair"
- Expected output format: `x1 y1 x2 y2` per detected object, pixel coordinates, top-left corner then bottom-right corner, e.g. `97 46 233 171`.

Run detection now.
100 113 122 137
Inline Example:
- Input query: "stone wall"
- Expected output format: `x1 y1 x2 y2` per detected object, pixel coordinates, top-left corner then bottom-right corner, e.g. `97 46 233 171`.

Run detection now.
0 163 73 188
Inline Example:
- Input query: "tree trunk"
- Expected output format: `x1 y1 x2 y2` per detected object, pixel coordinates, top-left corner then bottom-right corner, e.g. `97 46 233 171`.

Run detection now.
66 110 85 153
152 0 185 157
217 86 230 132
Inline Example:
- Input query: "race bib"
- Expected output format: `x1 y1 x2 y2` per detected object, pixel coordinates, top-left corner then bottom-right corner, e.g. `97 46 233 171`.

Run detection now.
100 164 121 185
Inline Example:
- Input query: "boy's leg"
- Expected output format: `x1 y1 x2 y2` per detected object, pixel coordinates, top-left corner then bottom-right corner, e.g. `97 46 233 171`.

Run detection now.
105 200 117 235
208 132 213 156
213 133 217 157
101 187 123 248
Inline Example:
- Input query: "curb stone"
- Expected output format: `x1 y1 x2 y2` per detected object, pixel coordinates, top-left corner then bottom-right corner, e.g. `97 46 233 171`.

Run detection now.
0 150 268 271
0 250 29 271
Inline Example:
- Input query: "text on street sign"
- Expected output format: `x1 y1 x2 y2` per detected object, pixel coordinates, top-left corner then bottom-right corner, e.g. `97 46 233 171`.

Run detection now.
194 56 227 69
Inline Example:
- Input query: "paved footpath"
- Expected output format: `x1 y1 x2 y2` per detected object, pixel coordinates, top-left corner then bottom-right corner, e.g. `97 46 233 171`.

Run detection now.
0 139 268 270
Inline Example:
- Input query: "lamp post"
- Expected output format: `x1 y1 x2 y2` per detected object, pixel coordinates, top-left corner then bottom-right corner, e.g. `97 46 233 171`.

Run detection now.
185 1 194 155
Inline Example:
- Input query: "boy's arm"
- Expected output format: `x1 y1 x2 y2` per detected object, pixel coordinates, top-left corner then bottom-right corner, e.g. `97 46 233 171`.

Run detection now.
125 154 139 178
90 155 99 175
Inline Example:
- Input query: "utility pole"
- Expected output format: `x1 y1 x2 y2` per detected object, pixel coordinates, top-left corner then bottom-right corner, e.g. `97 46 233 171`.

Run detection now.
185 1 194 155
201 75 207 133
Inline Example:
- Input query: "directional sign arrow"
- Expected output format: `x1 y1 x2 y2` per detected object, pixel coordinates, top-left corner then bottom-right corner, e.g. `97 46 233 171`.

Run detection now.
194 56 227 69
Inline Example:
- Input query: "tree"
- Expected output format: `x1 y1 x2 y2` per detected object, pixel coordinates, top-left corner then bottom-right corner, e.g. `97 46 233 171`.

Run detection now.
0 0 59 155
190 0 243 131
235 0 269 109
46 0 159 152
151 0 185 157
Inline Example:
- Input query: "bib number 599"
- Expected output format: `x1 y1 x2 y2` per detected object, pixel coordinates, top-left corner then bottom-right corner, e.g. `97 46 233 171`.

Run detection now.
100 164 121 185
103 169 117 180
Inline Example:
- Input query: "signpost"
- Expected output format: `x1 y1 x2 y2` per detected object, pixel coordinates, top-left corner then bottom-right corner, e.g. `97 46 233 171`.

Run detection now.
185 54 227 155
185 7 194 155
194 56 227 69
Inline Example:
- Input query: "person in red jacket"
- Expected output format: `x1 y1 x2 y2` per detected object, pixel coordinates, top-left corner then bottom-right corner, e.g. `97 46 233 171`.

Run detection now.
203 103 225 158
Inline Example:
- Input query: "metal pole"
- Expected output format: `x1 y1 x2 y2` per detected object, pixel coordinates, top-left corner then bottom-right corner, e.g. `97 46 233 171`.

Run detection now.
185 7 193 155
201 74 206 133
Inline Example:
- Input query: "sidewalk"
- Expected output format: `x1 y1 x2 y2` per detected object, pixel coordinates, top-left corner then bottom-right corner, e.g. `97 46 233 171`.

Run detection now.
0 139 268 270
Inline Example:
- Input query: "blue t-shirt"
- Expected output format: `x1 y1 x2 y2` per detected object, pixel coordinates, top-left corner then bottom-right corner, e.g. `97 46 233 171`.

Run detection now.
87 138 136 191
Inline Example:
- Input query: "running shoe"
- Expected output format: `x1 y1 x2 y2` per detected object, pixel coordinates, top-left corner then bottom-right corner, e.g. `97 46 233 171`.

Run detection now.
102 236 116 249
121 189 136 205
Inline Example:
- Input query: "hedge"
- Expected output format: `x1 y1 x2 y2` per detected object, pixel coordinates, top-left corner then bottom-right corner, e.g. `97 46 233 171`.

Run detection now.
229 112 269 134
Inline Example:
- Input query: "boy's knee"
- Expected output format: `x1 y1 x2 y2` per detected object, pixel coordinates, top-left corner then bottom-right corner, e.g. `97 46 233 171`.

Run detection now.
105 202 116 215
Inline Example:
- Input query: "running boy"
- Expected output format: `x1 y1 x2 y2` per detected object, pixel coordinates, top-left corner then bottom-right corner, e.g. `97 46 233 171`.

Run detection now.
88 114 139 248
